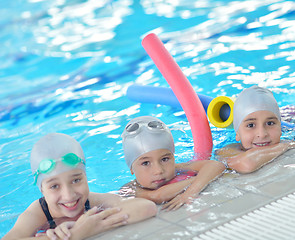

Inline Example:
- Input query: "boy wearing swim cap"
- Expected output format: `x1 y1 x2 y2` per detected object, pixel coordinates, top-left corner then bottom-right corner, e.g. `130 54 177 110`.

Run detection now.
216 86 295 173
121 116 225 211
3 133 157 240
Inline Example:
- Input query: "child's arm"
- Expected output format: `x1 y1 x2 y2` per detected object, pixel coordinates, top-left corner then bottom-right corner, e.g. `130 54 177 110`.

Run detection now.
106 194 158 224
135 160 225 208
217 141 294 173
2 200 51 240
62 207 128 240
135 177 196 204
68 194 157 240
162 160 225 210
90 193 157 224
43 221 75 240
43 195 157 240
3 207 127 240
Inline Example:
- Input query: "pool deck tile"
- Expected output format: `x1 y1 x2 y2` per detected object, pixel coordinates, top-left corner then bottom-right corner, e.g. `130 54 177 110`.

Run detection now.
91 149 295 239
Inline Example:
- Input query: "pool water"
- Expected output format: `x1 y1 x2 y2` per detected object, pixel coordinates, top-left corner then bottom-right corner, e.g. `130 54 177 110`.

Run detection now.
1 0 295 237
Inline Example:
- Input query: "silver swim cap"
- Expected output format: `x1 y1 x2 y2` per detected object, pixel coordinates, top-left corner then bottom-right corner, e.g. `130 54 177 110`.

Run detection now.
233 86 281 132
30 133 86 190
122 116 175 169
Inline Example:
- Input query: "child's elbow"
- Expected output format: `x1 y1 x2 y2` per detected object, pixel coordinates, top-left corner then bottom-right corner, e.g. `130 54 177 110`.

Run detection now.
242 162 260 173
148 191 167 205
217 161 226 170
147 201 158 217
138 198 158 218
209 160 226 172
236 166 256 174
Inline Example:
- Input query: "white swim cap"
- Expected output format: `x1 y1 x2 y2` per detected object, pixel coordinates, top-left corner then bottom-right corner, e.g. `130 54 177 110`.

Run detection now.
122 116 175 169
233 86 281 132
30 133 86 190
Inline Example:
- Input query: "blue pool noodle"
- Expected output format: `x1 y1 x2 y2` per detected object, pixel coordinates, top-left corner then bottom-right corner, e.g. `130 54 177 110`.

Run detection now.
126 84 295 129
127 84 230 121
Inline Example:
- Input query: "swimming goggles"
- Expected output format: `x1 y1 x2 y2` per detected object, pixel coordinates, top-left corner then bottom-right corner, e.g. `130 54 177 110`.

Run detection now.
123 120 166 137
33 153 85 184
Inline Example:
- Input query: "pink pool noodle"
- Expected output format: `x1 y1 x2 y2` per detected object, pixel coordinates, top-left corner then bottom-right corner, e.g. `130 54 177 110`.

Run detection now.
141 33 213 159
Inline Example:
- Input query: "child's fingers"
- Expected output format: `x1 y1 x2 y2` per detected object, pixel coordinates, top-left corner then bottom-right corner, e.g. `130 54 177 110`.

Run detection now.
95 207 122 220
170 202 184 211
161 195 179 209
162 202 178 211
100 213 129 231
46 222 74 240
52 227 69 240
59 222 74 238
83 206 128 231
106 218 128 228
84 206 100 216
162 201 175 211
162 196 185 211
106 212 129 225
46 229 57 240
166 201 184 211
94 208 129 227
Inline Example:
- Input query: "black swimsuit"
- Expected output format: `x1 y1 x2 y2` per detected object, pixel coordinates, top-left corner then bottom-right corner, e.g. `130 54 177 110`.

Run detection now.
39 197 91 229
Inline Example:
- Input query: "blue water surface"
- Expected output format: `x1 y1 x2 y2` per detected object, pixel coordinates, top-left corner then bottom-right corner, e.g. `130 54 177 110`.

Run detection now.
1 0 295 236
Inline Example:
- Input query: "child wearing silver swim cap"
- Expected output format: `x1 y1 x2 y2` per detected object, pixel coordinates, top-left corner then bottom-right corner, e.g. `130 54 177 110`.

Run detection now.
216 86 295 173
3 133 157 240
122 116 175 169
121 116 225 210
233 85 281 133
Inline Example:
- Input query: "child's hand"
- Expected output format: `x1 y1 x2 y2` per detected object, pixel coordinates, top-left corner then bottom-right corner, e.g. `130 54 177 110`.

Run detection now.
46 221 74 240
161 191 195 211
71 206 129 239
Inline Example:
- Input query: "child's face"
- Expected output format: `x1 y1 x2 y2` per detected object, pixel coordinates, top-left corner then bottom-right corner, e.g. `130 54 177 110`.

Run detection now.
131 149 175 189
41 169 89 219
236 110 281 150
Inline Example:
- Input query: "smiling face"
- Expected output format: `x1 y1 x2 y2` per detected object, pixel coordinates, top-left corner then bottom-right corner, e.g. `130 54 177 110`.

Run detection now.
41 169 89 220
131 149 176 190
236 110 282 150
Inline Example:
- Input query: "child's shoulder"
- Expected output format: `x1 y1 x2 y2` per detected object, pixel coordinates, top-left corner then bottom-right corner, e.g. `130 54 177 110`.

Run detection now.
20 199 48 225
25 199 44 215
4 199 47 238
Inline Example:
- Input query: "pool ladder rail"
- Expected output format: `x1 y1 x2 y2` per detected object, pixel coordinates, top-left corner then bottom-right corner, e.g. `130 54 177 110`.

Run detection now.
194 192 295 240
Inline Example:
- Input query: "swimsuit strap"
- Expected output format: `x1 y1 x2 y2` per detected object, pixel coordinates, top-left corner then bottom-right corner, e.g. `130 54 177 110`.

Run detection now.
39 197 57 229
84 199 90 211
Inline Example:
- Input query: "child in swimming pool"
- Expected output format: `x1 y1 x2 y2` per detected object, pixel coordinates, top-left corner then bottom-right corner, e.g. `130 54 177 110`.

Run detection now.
216 85 295 173
121 116 225 211
3 133 157 240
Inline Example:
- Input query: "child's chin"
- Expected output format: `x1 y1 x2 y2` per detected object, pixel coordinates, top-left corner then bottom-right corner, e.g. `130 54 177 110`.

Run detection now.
145 184 161 190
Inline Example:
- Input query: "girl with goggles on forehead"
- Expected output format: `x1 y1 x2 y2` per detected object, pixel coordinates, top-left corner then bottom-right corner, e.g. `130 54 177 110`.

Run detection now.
121 116 225 211
3 133 157 240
